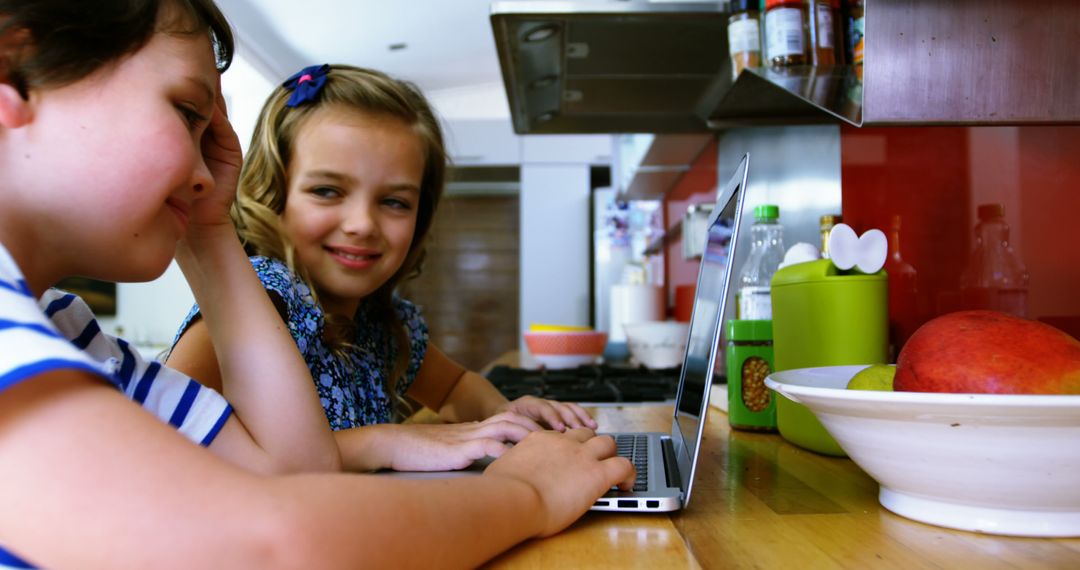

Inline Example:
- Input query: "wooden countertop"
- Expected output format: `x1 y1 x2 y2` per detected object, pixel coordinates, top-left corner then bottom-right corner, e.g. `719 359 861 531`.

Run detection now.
463 385 1079 568
483 403 1080 568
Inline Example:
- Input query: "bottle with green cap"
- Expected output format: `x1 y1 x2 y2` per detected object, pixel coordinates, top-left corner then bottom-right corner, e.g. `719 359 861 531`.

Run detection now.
736 204 785 320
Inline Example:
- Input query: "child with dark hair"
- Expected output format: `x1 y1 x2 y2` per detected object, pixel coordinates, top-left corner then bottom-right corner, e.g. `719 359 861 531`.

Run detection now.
0 2 633 567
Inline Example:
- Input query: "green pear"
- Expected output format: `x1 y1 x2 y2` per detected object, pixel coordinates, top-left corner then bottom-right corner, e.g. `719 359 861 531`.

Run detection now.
847 364 896 391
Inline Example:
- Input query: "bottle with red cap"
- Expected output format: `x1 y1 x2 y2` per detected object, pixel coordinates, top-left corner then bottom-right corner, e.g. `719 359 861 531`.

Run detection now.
959 203 1029 317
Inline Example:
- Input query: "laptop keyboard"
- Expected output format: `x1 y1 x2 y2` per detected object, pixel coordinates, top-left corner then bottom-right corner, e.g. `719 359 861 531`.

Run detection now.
614 434 649 492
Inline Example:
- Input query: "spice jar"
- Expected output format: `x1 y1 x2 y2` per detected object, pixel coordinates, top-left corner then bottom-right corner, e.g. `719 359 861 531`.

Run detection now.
726 319 776 432
727 0 762 79
764 0 808 66
830 0 845 65
807 0 838 66
845 0 865 78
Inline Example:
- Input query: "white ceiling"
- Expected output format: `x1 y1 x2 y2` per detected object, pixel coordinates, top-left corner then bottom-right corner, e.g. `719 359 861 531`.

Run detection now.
217 0 528 92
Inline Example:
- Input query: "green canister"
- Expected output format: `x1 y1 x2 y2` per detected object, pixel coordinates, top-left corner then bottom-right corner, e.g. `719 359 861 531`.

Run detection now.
770 259 888 456
726 319 776 431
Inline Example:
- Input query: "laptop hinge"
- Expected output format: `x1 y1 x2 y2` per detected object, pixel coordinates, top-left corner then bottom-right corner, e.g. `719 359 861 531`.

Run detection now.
661 437 680 490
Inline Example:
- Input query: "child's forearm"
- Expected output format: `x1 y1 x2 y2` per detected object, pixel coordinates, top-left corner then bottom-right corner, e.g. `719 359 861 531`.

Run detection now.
436 371 511 423
332 424 393 472
176 226 340 472
1 373 606 569
273 471 547 568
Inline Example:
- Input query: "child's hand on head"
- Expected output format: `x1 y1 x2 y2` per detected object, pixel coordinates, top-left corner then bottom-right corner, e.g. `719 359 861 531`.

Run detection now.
498 397 597 432
188 83 243 231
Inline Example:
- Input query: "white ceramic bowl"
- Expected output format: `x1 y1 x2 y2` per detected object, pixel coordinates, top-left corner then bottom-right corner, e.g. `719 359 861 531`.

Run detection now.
765 365 1080 537
623 321 689 369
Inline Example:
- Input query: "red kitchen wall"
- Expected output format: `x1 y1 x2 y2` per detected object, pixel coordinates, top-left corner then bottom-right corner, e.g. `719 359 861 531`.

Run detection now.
841 125 1080 340
661 127 1080 341
664 139 718 316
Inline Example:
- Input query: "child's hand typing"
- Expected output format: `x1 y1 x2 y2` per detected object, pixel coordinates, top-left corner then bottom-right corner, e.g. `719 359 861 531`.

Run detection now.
484 428 635 537
498 396 598 432
338 412 542 472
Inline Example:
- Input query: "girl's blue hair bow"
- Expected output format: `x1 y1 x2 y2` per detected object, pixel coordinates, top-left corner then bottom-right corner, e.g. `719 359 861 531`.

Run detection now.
283 64 330 107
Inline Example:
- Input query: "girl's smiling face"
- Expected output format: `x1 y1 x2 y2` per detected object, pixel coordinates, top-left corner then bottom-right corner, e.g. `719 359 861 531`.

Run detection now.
0 30 218 293
281 106 424 318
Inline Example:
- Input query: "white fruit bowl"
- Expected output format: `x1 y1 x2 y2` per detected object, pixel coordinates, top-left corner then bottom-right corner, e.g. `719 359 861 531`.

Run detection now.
765 365 1080 537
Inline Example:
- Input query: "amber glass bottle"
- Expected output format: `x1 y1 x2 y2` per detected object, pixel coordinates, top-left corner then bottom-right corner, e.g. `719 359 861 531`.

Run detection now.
819 213 842 258
765 0 808 66
830 0 845 65
806 0 837 65
728 0 762 79
885 215 919 358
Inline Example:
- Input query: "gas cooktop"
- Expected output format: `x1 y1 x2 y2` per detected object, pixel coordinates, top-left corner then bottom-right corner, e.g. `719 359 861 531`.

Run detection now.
485 363 681 404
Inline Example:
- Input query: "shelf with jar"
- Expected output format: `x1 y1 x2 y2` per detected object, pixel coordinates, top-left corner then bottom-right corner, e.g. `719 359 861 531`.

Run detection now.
492 1 1079 135
712 0 1080 128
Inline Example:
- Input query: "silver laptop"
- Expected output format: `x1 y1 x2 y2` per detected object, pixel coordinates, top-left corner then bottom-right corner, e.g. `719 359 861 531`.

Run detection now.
383 154 750 513
590 152 749 512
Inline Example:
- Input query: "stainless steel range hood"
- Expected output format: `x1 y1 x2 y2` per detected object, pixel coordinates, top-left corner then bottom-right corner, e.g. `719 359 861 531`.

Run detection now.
491 1 730 134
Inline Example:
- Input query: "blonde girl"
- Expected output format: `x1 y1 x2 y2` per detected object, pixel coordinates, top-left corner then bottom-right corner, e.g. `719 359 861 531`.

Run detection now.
168 64 598 471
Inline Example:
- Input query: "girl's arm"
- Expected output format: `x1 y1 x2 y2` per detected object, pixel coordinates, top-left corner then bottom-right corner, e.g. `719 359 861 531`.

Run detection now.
410 344 597 430
0 371 633 569
169 87 339 473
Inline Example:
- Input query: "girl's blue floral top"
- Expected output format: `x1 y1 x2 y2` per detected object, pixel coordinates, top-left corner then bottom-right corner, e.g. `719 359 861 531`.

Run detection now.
172 256 428 429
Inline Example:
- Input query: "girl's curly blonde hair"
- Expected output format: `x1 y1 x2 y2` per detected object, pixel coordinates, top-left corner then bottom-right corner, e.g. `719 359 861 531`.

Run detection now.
233 64 447 415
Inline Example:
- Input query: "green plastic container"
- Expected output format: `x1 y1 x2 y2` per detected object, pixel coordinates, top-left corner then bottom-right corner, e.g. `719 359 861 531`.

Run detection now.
726 319 776 432
770 259 888 456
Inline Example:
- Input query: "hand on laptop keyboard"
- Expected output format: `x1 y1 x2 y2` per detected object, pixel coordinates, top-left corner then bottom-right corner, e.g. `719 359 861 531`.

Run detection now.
348 416 537 472
497 395 597 431
484 428 636 536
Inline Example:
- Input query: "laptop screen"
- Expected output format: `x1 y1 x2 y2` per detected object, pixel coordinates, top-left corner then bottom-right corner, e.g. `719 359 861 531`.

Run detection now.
670 153 749 499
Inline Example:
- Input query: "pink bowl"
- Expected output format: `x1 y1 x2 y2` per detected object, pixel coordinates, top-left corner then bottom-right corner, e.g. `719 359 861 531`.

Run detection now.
523 331 608 356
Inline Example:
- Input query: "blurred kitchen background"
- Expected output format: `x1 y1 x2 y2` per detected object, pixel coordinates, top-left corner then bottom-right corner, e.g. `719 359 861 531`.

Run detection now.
100 0 1080 371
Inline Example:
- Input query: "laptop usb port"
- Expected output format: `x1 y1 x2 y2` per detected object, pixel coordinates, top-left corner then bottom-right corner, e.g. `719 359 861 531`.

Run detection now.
594 500 609 507
618 500 637 509
646 500 660 509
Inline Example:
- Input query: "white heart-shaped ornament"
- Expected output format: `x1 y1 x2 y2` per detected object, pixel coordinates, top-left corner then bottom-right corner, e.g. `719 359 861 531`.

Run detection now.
828 223 887 274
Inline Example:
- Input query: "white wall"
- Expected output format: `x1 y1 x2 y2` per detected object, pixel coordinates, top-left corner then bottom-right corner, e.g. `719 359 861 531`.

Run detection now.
427 82 511 120
518 136 613 338
519 164 593 332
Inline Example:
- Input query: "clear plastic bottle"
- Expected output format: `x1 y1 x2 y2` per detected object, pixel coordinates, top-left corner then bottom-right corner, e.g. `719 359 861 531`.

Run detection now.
959 203 1029 317
737 204 786 320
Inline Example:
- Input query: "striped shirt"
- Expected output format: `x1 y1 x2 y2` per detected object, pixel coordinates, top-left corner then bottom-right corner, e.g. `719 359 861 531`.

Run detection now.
0 241 232 569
